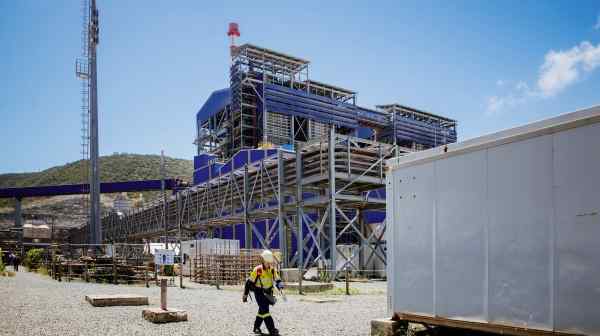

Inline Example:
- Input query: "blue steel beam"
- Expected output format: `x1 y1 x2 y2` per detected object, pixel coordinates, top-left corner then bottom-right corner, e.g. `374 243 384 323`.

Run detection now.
0 179 178 199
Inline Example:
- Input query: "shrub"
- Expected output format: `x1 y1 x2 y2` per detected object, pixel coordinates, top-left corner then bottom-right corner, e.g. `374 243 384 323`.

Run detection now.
37 266 49 276
163 265 174 276
23 248 44 271
0 258 15 277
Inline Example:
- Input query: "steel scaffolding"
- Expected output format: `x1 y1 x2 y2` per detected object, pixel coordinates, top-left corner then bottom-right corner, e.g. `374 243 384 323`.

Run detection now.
105 42 457 274
103 128 411 272
198 44 366 161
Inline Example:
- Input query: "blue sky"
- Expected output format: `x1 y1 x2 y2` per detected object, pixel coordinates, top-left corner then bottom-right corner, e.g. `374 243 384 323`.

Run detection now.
1 1 599 173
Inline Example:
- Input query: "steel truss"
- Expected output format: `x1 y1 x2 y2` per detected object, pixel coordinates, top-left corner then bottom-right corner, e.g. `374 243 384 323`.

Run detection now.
103 128 410 273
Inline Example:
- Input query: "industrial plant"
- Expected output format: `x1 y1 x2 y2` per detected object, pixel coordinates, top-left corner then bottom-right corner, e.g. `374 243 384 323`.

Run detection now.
101 23 457 275
2 2 599 336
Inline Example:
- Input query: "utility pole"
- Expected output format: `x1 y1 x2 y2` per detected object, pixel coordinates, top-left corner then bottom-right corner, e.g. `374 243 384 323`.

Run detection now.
177 191 183 288
161 150 168 249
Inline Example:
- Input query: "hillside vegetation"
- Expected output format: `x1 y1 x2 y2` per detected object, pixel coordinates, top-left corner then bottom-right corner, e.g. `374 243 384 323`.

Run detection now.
0 153 192 188
0 154 193 215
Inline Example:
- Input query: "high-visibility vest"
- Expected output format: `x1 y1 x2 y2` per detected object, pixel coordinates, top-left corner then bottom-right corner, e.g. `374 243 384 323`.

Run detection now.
249 264 279 289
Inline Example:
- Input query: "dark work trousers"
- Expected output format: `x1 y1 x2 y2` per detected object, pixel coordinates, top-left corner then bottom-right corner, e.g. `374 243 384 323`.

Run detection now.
253 288 277 333
256 290 270 315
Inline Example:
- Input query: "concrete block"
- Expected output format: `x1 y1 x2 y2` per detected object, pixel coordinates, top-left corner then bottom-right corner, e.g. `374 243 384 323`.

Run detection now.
284 282 334 293
280 268 300 282
371 318 402 336
299 297 341 303
142 308 188 323
85 294 149 307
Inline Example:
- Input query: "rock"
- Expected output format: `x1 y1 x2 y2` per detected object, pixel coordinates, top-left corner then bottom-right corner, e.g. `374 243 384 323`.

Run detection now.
142 308 188 323
303 267 318 281
370 318 403 336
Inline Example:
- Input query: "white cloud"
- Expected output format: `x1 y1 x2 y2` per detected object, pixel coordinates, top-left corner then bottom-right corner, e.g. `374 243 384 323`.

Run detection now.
486 96 503 115
538 41 600 97
485 81 534 115
487 40 600 115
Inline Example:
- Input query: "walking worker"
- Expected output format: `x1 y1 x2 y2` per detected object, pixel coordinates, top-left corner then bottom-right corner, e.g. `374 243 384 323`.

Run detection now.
13 253 19 272
8 251 15 271
243 250 284 335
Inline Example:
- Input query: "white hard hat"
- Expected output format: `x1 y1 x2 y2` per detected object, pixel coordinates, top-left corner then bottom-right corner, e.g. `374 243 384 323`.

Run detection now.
261 250 274 263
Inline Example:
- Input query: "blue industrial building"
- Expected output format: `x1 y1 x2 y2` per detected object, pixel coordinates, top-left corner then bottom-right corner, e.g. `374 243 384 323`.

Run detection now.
102 42 457 274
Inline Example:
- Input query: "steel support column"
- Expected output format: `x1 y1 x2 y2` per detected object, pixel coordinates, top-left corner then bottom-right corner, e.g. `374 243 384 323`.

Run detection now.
359 210 366 275
244 164 251 248
277 150 287 266
295 145 303 272
328 126 337 279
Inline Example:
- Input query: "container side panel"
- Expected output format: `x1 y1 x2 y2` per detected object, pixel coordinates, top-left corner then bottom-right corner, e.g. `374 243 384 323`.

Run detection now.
392 163 435 315
553 122 600 335
487 135 553 328
434 151 487 320
386 174 395 314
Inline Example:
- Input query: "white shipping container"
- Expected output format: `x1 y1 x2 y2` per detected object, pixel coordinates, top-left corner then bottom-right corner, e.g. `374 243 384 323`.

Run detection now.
386 106 600 335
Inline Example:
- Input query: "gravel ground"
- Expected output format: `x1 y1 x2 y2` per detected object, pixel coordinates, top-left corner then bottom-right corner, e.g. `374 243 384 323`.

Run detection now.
0 271 388 336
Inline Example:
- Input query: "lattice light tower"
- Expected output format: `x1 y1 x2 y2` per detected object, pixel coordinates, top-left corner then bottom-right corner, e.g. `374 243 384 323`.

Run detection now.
76 0 101 244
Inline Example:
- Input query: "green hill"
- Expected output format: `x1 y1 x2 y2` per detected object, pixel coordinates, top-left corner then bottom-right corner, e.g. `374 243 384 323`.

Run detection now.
0 153 192 188
0 153 193 211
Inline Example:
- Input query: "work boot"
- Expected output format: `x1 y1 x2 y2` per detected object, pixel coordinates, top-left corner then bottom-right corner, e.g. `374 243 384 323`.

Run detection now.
264 316 279 335
253 316 264 334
